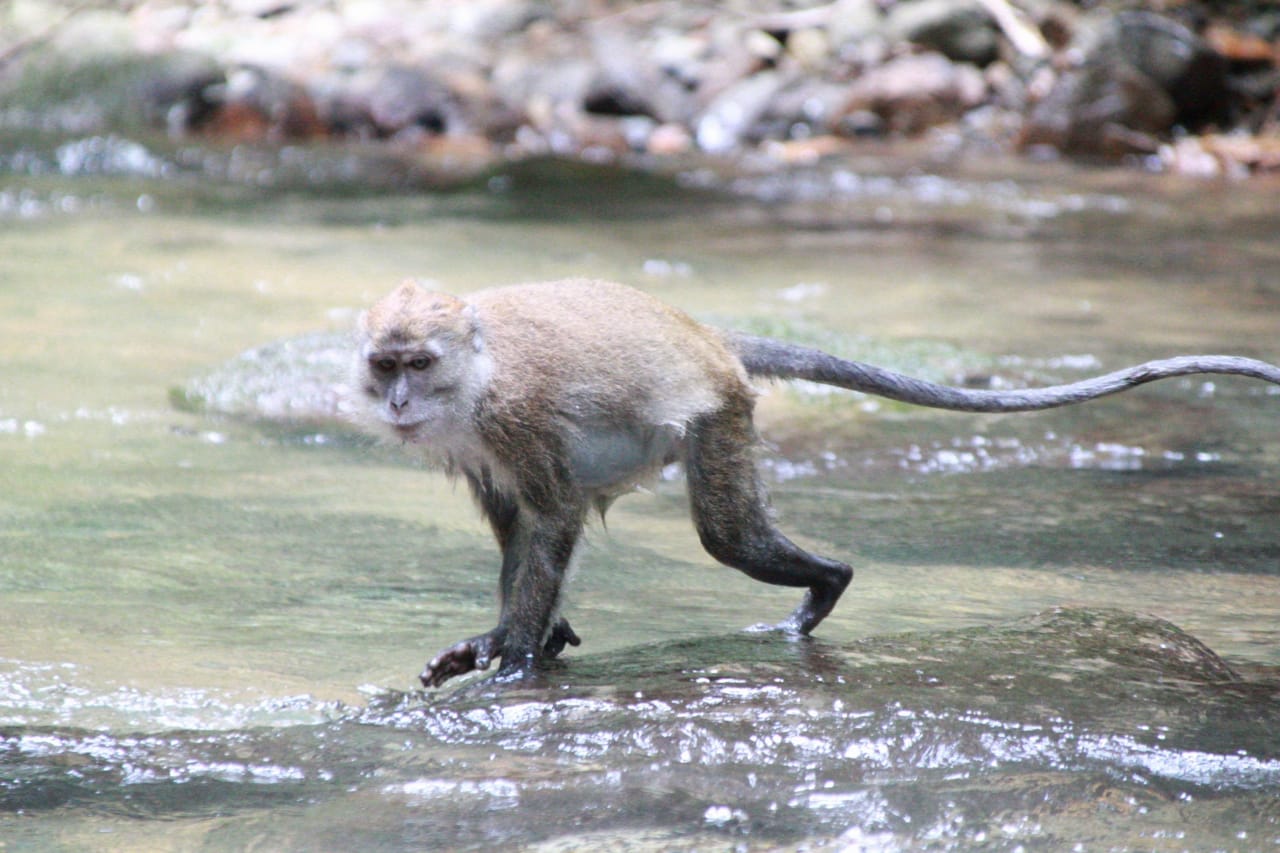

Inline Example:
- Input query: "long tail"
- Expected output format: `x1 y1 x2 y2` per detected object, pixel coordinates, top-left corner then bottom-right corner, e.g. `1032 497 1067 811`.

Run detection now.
728 334 1280 413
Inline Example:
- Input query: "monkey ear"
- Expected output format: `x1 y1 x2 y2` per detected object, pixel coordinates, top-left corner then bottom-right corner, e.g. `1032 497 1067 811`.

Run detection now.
463 303 484 353
392 279 422 306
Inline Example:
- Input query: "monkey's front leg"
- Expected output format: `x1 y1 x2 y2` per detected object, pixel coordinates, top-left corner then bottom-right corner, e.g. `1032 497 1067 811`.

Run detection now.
418 493 526 689
419 508 583 688
420 627 506 688
418 617 579 688
495 510 583 678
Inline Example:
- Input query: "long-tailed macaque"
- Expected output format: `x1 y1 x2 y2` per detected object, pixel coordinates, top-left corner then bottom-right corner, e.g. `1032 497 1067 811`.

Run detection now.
353 278 1280 687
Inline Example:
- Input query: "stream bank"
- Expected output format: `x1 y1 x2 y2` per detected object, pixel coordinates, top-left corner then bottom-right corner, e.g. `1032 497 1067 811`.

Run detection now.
3 0 1280 183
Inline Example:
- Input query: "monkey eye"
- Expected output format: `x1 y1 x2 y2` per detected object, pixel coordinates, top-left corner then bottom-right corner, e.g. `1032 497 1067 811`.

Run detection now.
371 356 397 373
408 355 434 371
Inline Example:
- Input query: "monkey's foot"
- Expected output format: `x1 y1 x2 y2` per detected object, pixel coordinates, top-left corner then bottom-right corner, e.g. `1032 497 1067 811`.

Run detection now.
542 618 582 659
420 629 504 688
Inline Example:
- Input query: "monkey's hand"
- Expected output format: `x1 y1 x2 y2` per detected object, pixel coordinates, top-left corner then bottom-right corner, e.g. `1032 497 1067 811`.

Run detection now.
420 629 504 688
542 618 582 659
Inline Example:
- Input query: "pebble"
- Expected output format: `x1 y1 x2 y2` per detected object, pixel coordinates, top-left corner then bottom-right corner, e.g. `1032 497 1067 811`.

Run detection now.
4 0 1276 174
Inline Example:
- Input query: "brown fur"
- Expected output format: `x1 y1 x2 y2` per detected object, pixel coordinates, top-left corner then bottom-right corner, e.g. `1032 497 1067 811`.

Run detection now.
352 278 851 687
361 283 471 349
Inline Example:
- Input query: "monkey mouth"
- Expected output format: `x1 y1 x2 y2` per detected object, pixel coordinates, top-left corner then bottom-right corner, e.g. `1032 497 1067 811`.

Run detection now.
390 421 424 441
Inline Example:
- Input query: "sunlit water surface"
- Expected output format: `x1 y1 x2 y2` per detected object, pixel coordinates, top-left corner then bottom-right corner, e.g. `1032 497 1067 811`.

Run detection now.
2 145 1278 850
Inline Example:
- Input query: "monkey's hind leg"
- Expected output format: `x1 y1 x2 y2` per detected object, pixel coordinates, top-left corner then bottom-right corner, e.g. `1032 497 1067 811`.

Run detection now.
686 403 853 635
544 617 582 658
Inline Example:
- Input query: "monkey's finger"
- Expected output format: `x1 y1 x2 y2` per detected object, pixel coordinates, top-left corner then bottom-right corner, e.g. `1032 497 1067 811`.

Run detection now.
421 647 475 687
419 661 452 688
420 662 463 688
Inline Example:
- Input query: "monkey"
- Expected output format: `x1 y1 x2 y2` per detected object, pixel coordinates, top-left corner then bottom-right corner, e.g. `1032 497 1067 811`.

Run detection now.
351 278 1280 688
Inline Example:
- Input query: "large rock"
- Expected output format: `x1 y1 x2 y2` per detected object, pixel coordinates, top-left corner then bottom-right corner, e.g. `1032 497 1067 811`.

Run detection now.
696 69 791 153
1021 60 1176 156
321 65 458 138
1111 10 1229 128
1021 10 1230 157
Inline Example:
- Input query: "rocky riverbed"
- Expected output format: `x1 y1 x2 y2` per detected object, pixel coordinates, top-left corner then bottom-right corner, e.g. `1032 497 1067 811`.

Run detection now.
2 0 1279 180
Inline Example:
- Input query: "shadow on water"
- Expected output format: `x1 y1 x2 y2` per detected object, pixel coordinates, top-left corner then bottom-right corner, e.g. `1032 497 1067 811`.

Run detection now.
5 609 1279 848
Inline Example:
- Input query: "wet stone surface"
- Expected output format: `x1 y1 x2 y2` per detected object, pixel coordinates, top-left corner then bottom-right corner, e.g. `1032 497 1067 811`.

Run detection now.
172 329 357 430
4 608 1278 848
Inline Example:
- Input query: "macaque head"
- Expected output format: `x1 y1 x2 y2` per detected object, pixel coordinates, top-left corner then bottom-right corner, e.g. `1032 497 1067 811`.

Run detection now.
354 281 488 442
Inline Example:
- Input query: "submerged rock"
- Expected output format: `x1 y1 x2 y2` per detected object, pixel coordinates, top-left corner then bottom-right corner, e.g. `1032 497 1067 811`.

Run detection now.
397 607 1252 742
171 330 355 429
367 609 1274 847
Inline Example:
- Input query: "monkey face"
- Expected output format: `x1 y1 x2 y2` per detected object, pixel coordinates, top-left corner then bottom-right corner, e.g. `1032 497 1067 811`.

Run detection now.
363 344 438 430
354 283 491 446
357 338 482 443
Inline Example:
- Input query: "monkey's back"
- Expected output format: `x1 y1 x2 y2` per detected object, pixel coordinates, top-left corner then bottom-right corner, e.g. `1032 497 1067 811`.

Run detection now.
467 279 750 494
470 278 746 418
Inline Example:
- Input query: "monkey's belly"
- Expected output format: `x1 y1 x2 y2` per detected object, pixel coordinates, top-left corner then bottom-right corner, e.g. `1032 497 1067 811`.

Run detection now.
566 421 685 493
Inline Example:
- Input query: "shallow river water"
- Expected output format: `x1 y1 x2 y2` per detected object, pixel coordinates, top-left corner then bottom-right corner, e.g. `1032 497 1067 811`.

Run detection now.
1 142 1279 850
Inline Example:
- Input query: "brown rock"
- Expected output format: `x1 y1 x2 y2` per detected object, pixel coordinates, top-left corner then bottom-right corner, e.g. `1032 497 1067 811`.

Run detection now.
1020 61 1174 156
839 52 987 135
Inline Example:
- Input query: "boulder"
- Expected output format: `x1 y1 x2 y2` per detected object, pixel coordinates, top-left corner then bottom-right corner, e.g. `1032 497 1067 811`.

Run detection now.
1020 10 1230 157
1021 61 1175 156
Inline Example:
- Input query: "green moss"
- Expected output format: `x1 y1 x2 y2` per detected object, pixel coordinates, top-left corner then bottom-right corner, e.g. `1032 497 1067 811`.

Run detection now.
0 49 220 135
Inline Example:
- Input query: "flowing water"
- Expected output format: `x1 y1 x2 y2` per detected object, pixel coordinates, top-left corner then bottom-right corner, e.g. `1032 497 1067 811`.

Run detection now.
2 139 1279 850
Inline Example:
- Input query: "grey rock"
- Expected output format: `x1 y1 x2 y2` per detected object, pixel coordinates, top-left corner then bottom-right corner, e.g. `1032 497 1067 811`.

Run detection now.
1111 10 1229 128
696 70 790 153
316 66 456 138
1021 9 1228 157
827 0 885 49
884 0 1000 66
586 21 700 124
447 0 553 40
